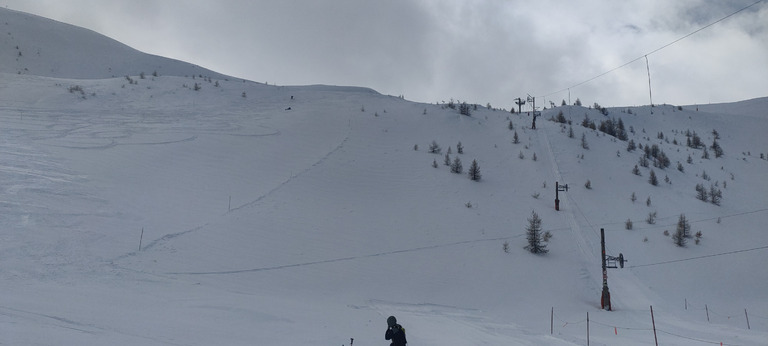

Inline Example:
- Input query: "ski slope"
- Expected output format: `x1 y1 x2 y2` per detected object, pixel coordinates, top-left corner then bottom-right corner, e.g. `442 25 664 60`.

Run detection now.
1 8 767 345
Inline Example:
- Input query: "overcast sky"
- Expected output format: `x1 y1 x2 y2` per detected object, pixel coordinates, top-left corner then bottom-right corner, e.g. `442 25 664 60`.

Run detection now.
4 0 767 109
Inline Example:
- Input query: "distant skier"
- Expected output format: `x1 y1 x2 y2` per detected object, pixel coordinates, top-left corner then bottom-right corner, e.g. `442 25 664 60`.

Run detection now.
385 315 407 346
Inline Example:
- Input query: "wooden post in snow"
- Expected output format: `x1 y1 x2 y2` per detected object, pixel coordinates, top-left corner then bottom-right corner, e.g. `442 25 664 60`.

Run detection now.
706 304 710 322
139 227 144 251
650 306 658 346
586 312 590 346
745 309 750 329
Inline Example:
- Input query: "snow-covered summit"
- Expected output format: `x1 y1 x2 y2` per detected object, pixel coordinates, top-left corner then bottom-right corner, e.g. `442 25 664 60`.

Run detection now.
0 7 226 79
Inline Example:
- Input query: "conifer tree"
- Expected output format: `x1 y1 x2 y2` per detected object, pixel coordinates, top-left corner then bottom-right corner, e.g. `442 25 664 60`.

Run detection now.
673 227 687 247
468 159 481 181
450 157 463 174
711 139 724 158
524 211 548 254
677 214 691 238
709 184 722 206
695 183 708 202
429 140 441 154
648 169 658 186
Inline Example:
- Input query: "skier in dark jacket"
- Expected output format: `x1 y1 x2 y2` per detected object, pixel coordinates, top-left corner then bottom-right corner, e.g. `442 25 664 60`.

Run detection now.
385 315 407 346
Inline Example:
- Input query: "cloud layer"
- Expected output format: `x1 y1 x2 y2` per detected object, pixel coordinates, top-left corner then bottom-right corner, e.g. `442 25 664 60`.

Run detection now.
5 0 767 108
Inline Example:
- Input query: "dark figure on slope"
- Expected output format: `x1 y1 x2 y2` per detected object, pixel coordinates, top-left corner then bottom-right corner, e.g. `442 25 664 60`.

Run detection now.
385 315 407 346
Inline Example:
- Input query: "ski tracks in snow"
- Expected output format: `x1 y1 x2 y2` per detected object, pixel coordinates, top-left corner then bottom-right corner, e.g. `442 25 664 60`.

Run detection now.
227 118 353 214
539 129 598 264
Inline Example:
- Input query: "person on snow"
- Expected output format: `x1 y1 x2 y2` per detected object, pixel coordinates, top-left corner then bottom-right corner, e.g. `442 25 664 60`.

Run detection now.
385 315 407 346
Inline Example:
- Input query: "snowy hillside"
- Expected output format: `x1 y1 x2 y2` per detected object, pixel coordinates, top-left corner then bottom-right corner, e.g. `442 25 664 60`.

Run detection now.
0 8 226 79
1 8 767 346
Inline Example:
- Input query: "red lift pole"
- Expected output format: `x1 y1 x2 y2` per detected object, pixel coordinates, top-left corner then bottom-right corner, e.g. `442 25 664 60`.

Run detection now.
600 228 628 311
601 228 611 311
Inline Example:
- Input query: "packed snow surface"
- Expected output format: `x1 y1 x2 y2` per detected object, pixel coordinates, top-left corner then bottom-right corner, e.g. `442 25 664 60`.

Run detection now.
1 8 767 345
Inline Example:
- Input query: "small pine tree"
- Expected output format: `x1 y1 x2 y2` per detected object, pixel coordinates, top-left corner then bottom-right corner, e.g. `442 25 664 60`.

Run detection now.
459 102 471 116
568 125 574 138
646 211 657 224
630 192 637 203
677 214 691 239
581 133 589 149
709 184 722 206
555 111 567 123
508 121 514 130
524 211 548 254
639 155 650 168
695 183 708 202
632 165 641 176
429 140 441 154
468 159 481 181
673 227 687 247
627 139 636 152
711 139 724 158
646 196 652 207
532 152 538 161
432 159 438 168
450 157 463 174
584 180 592 189
677 161 684 172
648 169 658 186
457 141 464 154
513 131 520 144
625 219 633 230
444 153 451 166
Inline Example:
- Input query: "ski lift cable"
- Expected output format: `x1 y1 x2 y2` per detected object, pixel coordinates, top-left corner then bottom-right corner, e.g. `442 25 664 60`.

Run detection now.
537 0 765 99
629 245 768 268
594 208 768 233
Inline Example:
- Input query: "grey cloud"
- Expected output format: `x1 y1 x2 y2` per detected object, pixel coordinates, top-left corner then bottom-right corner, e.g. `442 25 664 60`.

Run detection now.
3 0 766 108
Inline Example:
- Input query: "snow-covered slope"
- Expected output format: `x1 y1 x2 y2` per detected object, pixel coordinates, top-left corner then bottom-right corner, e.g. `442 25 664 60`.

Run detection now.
0 8 766 346
0 8 227 79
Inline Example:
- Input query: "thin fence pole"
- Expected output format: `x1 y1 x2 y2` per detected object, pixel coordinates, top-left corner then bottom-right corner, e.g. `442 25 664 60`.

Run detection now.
551 307 554 335
706 304 710 322
139 227 144 251
685 298 687 310
586 312 590 346
650 306 658 346
745 309 750 330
